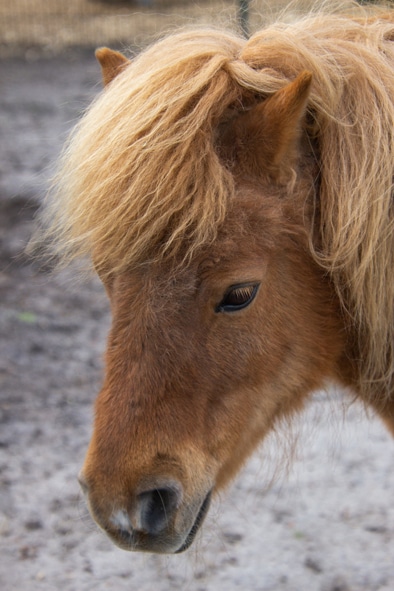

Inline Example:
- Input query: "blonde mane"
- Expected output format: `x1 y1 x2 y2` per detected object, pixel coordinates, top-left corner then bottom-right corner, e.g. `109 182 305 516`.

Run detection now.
40 2 394 400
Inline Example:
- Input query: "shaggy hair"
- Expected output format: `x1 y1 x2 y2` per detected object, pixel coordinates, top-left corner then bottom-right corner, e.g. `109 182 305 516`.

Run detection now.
38 1 394 400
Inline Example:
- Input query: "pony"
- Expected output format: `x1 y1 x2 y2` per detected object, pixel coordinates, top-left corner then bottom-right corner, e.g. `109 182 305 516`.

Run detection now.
38 2 394 554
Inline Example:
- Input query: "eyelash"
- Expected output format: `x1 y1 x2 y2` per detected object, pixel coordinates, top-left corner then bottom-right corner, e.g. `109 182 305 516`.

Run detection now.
215 283 260 313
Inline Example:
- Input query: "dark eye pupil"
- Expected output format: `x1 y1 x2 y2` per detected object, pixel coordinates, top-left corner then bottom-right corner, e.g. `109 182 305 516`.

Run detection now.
216 283 259 313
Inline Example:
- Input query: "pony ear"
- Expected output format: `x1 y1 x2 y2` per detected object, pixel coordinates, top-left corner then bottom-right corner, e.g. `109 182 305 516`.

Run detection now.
230 71 312 181
95 47 131 86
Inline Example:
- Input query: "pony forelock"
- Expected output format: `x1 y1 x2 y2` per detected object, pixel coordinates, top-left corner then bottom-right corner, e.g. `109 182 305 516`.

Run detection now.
37 1 394 400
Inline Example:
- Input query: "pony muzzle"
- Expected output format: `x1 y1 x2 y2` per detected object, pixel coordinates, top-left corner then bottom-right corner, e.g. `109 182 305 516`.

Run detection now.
78 473 212 553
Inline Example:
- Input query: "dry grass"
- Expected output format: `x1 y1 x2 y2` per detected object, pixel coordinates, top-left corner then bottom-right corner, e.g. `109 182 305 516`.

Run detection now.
0 0 319 56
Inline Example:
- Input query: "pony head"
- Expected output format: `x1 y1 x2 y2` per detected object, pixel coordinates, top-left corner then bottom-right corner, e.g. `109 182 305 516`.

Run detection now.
40 7 394 553
76 45 346 553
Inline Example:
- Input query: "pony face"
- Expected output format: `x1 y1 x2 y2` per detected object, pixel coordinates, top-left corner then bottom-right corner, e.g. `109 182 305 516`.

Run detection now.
79 182 345 553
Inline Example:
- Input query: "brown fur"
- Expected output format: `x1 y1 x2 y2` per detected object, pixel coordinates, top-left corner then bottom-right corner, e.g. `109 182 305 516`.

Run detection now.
95 47 130 86
35 2 394 553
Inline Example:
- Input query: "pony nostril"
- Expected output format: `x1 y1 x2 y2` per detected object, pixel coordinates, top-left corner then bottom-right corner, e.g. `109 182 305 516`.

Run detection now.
135 483 182 535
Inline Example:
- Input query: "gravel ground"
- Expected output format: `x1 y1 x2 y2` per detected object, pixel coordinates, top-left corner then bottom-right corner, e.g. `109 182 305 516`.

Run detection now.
0 50 393 591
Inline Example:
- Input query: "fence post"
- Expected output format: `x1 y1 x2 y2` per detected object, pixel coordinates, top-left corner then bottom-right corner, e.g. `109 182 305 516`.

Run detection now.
238 0 249 38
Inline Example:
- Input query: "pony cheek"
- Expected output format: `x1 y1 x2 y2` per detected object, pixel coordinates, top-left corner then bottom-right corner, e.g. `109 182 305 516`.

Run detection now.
202 385 267 487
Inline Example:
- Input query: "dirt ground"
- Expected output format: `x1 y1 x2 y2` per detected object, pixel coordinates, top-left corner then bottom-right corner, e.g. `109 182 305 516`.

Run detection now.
1 43 394 591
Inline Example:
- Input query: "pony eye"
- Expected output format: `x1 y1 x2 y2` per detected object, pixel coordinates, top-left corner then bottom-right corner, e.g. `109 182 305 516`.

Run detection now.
216 283 259 313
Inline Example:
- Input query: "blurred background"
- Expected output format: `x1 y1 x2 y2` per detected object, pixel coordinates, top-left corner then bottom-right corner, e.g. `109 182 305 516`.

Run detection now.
0 0 339 58
1 2 393 591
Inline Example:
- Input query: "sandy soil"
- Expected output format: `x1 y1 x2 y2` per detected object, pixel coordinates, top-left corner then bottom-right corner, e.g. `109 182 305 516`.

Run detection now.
0 49 393 591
